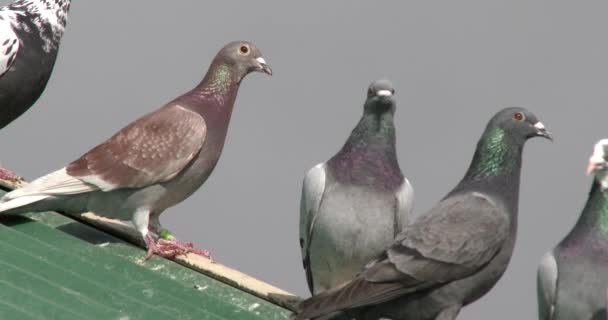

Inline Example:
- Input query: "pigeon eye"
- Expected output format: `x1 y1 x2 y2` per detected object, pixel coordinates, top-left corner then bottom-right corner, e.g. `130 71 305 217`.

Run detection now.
391 88 395 95
239 45 250 55
513 112 525 121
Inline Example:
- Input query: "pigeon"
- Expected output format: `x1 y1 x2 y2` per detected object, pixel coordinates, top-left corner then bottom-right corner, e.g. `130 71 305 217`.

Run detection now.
0 40 272 260
0 0 72 181
537 139 608 320
299 79 414 296
294 107 552 320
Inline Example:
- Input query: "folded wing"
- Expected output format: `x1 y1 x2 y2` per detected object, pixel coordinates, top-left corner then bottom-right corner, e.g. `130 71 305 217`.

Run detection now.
295 192 509 320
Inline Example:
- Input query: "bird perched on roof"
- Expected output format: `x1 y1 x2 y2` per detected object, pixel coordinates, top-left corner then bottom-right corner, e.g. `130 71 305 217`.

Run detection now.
0 40 272 260
537 139 608 320
293 107 552 320
299 79 413 295
0 0 72 181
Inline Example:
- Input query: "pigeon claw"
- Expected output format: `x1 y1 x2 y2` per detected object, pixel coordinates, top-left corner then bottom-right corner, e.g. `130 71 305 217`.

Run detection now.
158 238 212 260
142 234 211 261
0 167 23 183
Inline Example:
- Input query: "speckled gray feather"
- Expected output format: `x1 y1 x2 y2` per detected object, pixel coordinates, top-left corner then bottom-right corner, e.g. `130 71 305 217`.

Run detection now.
299 79 414 295
0 0 71 129
294 107 552 320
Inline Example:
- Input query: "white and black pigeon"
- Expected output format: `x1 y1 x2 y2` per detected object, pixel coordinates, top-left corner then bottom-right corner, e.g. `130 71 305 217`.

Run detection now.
0 0 71 180
0 41 272 260
293 107 552 320
537 139 608 320
299 79 413 295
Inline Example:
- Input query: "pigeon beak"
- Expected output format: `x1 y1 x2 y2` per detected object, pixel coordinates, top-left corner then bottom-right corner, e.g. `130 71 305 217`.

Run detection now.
533 122 553 141
255 57 272 76
375 90 393 97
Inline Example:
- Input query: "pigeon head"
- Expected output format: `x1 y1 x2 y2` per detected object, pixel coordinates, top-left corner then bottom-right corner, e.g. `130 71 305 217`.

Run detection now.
587 139 608 189
215 41 272 79
364 79 396 114
464 107 552 180
486 107 553 142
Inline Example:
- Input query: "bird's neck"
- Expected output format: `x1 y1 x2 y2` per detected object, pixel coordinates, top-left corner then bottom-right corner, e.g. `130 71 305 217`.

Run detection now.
463 127 523 181
571 181 608 237
338 112 399 161
452 127 523 217
175 63 240 143
191 63 239 110
328 112 403 190
195 63 239 101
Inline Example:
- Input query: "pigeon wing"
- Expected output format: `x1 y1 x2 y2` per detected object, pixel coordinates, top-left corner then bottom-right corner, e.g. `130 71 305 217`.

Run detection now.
66 104 207 191
537 251 558 320
295 192 509 320
394 178 414 234
299 163 327 293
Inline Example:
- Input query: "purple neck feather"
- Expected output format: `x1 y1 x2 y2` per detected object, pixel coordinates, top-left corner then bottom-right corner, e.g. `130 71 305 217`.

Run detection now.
327 113 404 191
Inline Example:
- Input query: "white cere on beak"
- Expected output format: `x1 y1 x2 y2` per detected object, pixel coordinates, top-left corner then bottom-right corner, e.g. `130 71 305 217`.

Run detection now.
256 57 267 65
590 139 608 164
376 90 393 97
589 139 608 189
534 122 545 130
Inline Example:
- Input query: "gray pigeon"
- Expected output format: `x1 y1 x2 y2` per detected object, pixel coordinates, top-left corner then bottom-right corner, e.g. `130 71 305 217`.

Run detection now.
0 0 72 181
294 107 552 320
537 139 608 320
0 41 272 259
300 79 414 295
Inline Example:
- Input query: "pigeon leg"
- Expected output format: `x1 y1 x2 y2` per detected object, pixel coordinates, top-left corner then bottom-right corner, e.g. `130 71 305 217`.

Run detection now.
0 167 22 183
148 211 164 235
134 209 185 260
135 209 211 260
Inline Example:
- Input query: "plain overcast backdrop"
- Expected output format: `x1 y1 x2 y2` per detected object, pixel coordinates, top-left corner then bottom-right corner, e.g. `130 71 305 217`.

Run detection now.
2 1 608 318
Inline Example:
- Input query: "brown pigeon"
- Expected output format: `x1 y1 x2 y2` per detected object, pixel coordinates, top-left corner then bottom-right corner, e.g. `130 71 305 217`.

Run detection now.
0 41 272 260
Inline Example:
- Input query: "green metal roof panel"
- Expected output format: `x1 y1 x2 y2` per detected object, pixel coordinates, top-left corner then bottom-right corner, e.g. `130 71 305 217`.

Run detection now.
0 188 292 320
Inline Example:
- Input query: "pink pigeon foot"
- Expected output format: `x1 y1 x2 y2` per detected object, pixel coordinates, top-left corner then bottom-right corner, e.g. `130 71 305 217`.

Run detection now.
143 234 211 261
0 167 21 183
158 237 211 259
143 234 188 260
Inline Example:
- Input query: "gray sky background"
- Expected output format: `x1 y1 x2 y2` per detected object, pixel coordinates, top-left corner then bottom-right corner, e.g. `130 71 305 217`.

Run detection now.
1 1 607 318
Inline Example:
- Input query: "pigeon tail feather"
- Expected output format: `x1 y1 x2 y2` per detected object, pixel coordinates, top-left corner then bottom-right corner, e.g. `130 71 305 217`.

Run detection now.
0 168 95 214
0 194 49 213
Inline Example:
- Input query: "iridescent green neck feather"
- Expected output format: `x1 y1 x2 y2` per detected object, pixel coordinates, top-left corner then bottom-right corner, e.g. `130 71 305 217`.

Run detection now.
578 182 608 236
594 191 608 235
466 128 519 179
201 63 236 95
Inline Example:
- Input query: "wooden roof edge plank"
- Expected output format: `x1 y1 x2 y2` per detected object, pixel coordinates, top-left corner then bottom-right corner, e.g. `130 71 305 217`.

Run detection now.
0 177 302 312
